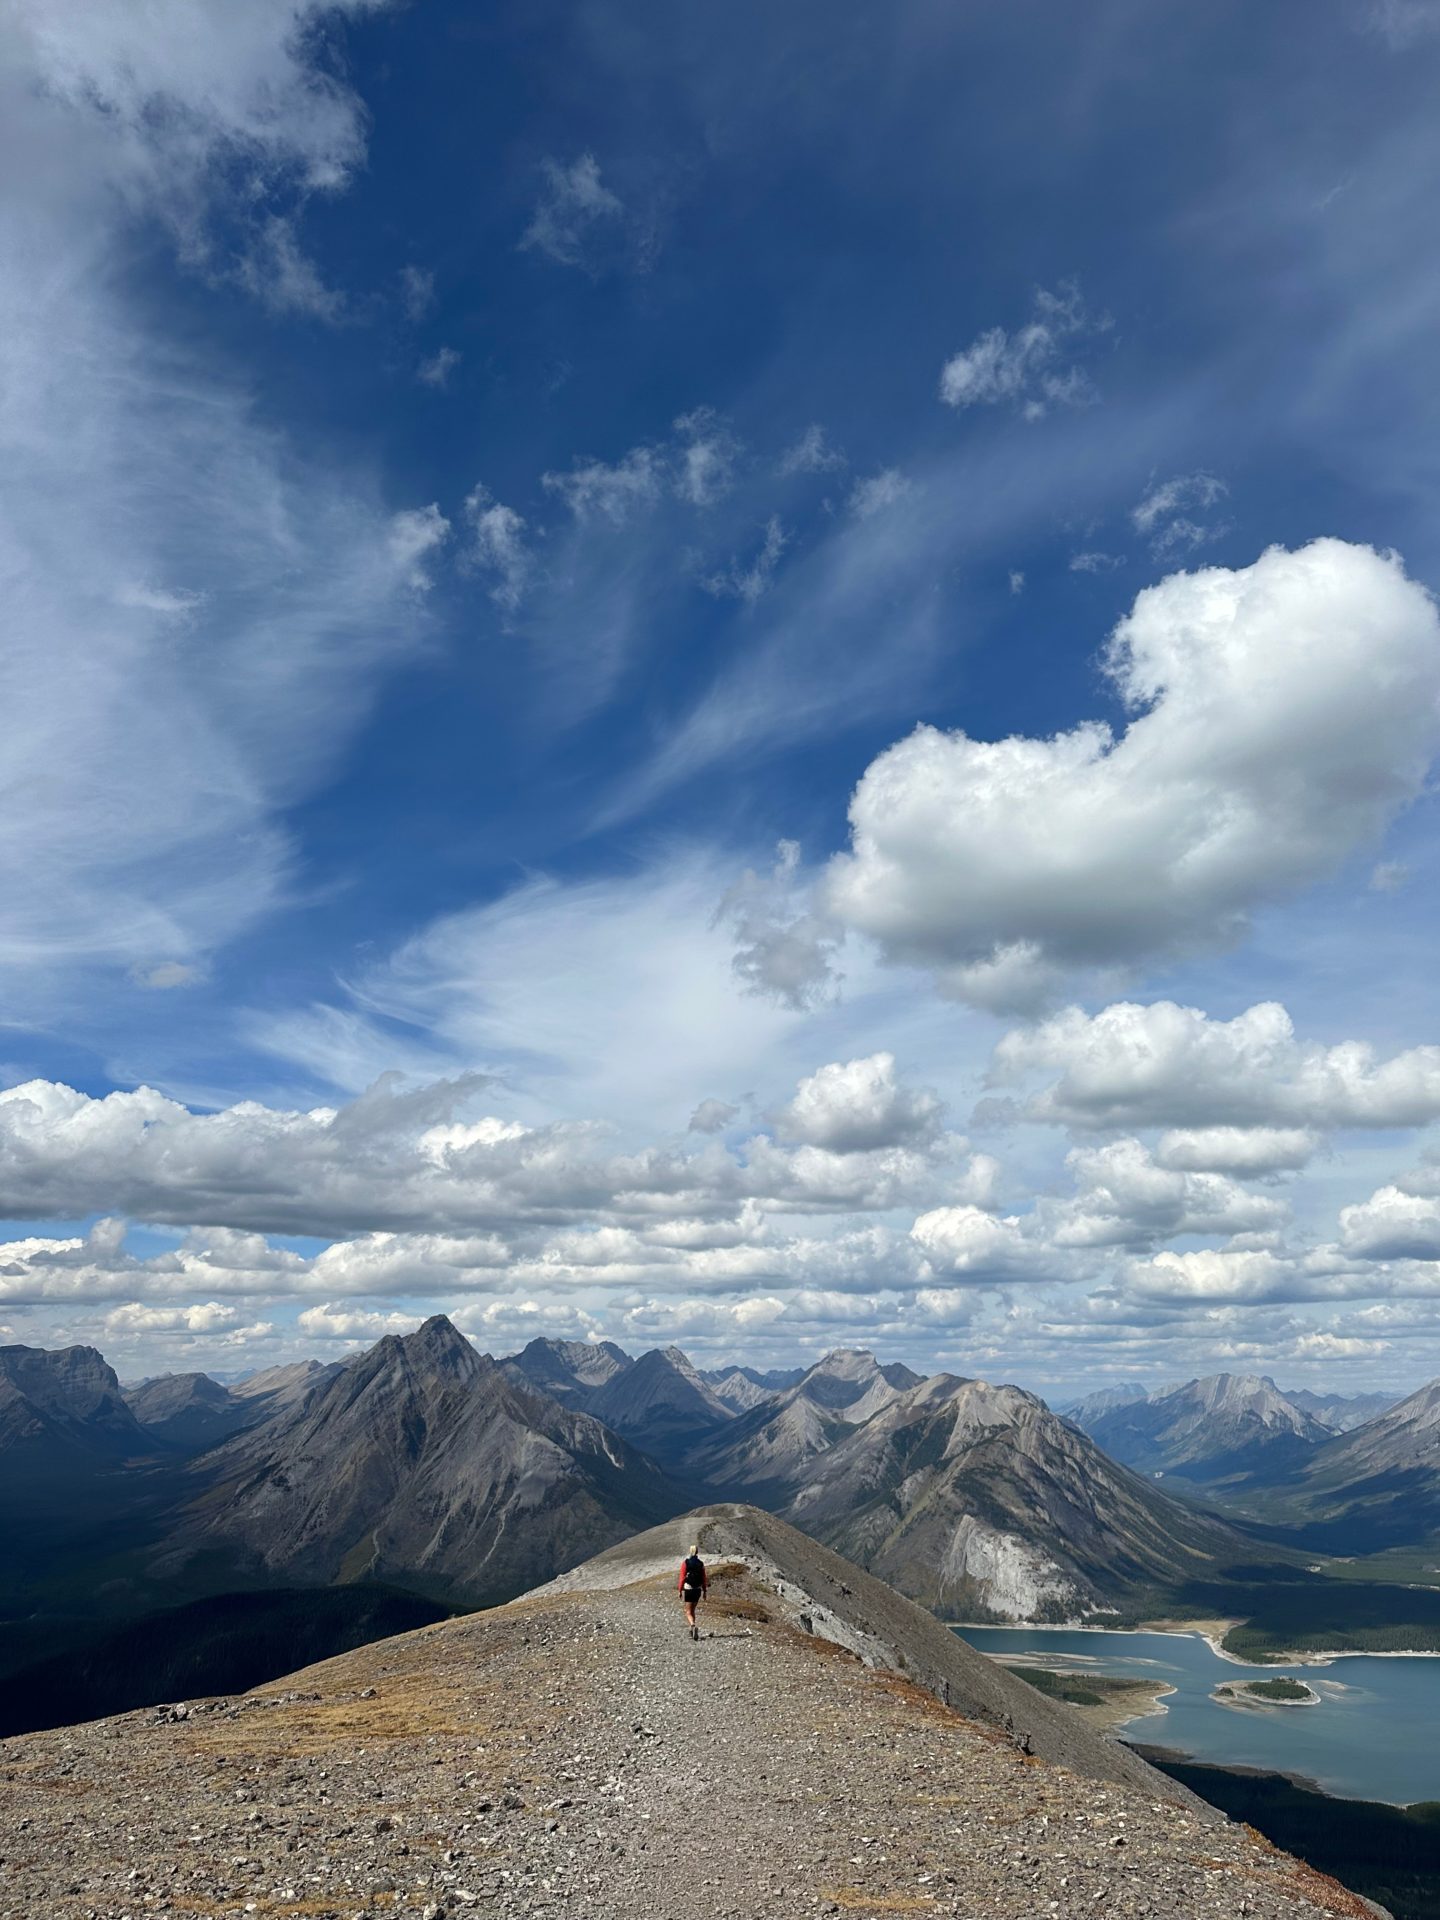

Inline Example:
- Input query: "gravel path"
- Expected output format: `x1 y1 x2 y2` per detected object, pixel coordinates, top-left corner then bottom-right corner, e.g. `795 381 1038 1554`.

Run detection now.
0 1559 1382 1920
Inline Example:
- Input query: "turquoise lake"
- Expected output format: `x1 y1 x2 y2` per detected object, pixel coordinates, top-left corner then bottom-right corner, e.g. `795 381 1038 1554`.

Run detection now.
955 1626 1440 1806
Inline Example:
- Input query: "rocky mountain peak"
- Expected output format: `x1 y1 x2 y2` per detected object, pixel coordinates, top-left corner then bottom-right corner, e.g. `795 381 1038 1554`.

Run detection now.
386 1314 486 1382
0 1342 150 1464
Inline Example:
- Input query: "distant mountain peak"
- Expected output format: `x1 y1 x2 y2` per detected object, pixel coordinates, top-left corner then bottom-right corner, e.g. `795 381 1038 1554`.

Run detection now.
389 1315 485 1378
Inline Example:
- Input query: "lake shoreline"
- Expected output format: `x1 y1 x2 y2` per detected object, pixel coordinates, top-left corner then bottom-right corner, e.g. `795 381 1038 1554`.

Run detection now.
1212 1679 1323 1712
947 1616 1440 1666
1127 1742 1430 1813
955 1622 1440 1807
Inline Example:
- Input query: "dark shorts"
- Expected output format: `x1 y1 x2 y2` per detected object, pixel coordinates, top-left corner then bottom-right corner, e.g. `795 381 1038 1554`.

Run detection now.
681 1584 702 1605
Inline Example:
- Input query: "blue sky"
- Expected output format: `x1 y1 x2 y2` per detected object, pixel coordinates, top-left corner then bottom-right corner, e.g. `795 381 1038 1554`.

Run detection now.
6 0 1440 1395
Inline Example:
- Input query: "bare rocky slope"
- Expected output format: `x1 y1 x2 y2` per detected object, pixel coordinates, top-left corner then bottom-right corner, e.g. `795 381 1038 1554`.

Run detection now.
0 1503 1381 1920
1268 1378 1440 1547
161 1318 686 1604
691 1371 1247 1618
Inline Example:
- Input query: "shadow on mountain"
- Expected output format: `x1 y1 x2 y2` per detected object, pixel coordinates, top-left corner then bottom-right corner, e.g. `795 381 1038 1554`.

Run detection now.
0 1586 456 1738
1136 1752 1440 1920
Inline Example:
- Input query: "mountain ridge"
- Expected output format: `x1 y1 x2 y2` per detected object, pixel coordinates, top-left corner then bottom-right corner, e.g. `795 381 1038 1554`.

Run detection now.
1 1502 1378 1920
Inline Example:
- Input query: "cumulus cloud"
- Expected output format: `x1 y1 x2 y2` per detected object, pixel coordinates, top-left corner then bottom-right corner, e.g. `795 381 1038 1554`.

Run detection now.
717 841 842 1012
773 1053 942 1153
464 485 534 610
939 282 1104 419
0 1065 993 1245
1155 1126 1319 1175
1051 1139 1288 1249
910 1206 1068 1285
689 1099 739 1135
824 541 1440 1009
1339 1185 1440 1260
104 1300 249 1335
297 1302 424 1341
520 152 625 269
993 999 1440 1132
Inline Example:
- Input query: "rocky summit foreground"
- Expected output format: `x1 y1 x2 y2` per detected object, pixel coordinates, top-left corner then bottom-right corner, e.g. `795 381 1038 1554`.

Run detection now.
0 1507 1378 1920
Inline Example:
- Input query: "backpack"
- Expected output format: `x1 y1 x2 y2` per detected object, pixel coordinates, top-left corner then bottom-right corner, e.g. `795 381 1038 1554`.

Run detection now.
683 1554 704 1589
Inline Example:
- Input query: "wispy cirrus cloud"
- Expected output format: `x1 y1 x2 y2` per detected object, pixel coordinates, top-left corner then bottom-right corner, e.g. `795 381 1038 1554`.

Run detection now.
0 0 442 1012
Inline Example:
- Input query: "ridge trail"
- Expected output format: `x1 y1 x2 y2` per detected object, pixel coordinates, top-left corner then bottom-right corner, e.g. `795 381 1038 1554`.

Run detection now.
0 1509 1381 1920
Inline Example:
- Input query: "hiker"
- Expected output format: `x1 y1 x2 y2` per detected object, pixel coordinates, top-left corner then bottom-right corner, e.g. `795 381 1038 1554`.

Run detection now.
678 1542 707 1640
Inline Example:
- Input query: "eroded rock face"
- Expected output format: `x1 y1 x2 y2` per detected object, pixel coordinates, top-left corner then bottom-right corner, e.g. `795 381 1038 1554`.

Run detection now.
938 1515 1080 1621
0 1342 149 1462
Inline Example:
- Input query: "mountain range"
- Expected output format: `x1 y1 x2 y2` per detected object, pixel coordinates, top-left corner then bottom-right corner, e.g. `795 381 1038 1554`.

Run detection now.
7 1326 1440 1633
1066 1373 1402 1490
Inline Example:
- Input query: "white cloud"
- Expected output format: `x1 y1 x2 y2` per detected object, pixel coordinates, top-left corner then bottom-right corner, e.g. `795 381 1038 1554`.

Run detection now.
689 1099 739 1134
399 264 435 321
773 1053 942 1153
236 213 344 320
386 505 451 589
297 1301 424 1341
701 517 788 605
824 541 1440 1008
778 424 846 476
417 345 462 388
1052 1139 1288 1249
994 999 1440 1132
542 447 662 524
673 408 739 508
1292 1330 1389 1358
1155 1126 1319 1175
104 1299 245 1335
464 486 533 611
717 840 842 1012
1126 1247 1311 1304
1069 550 1124 574
0 0 441 1004
1339 1185 1440 1260
849 468 913 518
520 152 625 270
910 1206 1066 1285
1008 570 1025 595
0 1059 992 1244
939 283 1104 419
115 582 204 618
1131 472 1229 558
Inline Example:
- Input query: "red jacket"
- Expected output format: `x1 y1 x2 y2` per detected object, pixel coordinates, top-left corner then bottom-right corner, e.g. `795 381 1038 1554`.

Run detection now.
678 1556 708 1594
